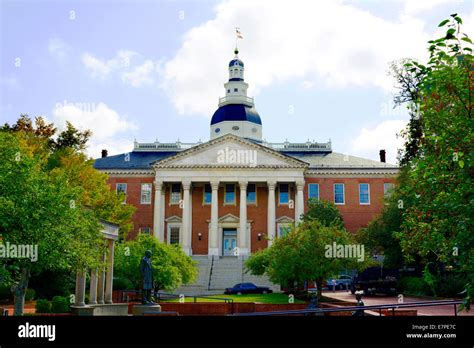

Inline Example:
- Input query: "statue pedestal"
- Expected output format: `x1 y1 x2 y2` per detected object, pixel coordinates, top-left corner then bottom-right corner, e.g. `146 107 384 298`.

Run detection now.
132 304 162 316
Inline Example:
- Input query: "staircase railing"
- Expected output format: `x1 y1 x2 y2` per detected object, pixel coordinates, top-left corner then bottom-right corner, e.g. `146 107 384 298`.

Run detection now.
207 255 215 291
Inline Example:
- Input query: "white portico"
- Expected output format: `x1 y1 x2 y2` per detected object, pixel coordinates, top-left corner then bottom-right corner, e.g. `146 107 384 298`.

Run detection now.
151 134 308 257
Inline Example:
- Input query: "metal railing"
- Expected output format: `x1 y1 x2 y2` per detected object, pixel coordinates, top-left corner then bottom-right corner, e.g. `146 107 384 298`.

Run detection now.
218 96 254 106
207 255 215 291
155 292 234 304
229 299 464 316
119 290 234 304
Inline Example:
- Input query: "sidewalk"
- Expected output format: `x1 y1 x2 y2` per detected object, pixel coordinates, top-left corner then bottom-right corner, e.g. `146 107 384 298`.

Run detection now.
322 290 472 316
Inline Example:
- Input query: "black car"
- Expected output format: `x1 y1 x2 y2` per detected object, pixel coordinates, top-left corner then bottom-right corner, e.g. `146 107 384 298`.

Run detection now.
224 283 273 295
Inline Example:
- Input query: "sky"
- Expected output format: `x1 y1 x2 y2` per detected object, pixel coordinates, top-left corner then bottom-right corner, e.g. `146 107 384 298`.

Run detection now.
1 0 473 164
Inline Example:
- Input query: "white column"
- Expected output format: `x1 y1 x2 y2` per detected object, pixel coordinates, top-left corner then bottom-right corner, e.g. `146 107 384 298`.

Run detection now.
153 180 164 241
74 270 86 306
295 180 305 225
239 180 249 257
105 239 115 304
160 187 165 240
97 251 106 304
89 269 98 305
181 180 192 255
267 181 276 247
209 180 220 257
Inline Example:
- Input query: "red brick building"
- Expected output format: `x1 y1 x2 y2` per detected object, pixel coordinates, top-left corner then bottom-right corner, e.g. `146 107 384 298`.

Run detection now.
94 49 398 258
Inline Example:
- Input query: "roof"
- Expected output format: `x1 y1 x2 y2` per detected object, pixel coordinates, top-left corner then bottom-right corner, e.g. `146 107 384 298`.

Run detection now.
229 58 244 67
211 104 262 125
93 151 177 170
285 151 398 169
93 139 397 171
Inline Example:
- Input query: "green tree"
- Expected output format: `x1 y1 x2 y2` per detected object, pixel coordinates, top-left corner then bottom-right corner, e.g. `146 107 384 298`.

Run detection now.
302 199 345 229
0 115 135 314
114 235 197 291
390 14 473 309
246 219 367 300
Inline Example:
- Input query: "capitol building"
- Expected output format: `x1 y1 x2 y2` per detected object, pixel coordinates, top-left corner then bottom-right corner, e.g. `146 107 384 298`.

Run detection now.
94 48 398 261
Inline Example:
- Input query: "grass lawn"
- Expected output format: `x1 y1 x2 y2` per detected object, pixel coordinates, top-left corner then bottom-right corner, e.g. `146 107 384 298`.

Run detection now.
159 293 305 304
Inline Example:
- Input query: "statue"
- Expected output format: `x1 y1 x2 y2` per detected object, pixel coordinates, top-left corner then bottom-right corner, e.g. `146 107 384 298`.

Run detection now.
139 250 155 305
352 290 365 316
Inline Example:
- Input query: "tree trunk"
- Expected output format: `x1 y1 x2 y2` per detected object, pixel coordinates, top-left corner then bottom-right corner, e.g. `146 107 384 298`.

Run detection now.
12 267 30 316
316 277 323 301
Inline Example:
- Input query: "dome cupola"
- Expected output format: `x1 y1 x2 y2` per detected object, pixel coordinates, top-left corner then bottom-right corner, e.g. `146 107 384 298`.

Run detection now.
210 48 262 142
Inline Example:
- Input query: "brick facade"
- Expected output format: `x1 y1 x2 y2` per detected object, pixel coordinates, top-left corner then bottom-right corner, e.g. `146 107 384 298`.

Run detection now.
109 176 396 249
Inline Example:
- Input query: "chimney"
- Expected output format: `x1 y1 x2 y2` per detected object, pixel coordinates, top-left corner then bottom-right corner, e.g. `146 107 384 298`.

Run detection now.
379 149 386 163
101 149 108 158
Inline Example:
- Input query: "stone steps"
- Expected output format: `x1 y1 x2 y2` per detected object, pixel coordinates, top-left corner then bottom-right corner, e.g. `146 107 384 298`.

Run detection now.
174 256 280 295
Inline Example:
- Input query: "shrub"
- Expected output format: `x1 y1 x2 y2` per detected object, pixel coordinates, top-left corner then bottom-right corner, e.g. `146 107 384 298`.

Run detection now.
0 285 13 301
25 288 35 301
399 276 431 296
113 277 134 290
51 296 70 313
438 274 467 297
35 299 51 313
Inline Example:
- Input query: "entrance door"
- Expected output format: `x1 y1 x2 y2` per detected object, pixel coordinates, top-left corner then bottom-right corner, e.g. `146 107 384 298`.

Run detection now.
223 229 237 256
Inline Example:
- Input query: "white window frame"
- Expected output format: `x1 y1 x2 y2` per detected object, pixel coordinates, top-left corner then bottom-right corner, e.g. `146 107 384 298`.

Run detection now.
359 183 370 205
278 183 290 205
203 184 212 205
334 183 345 205
170 183 182 205
246 183 257 205
308 183 319 201
384 183 394 197
139 227 151 235
116 183 127 204
140 183 152 204
167 223 181 245
277 223 292 238
224 184 236 205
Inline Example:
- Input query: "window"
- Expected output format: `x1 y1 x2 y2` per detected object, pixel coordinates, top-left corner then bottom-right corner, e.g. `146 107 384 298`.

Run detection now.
384 183 394 197
140 227 151 235
227 89 230 93
140 183 152 204
278 224 291 238
334 183 345 204
170 183 181 204
203 184 212 204
169 227 180 245
308 183 319 201
116 183 127 203
247 184 256 204
359 183 370 204
234 88 238 92
279 184 289 204
225 184 236 204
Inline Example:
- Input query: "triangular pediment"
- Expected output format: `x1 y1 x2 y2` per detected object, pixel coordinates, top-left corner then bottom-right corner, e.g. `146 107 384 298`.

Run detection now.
218 213 240 223
165 215 182 223
153 134 308 169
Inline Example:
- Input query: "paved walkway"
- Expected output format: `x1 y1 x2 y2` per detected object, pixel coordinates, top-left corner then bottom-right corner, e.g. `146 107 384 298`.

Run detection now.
322 290 472 316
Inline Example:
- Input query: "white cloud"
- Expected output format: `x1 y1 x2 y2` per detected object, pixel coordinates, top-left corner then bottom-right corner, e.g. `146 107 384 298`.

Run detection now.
402 0 463 16
161 0 436 117
52 102 137 157
352 120 407 164
82 50 138 79
121 59 162 87
48 38 70 61
82 51 162 88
